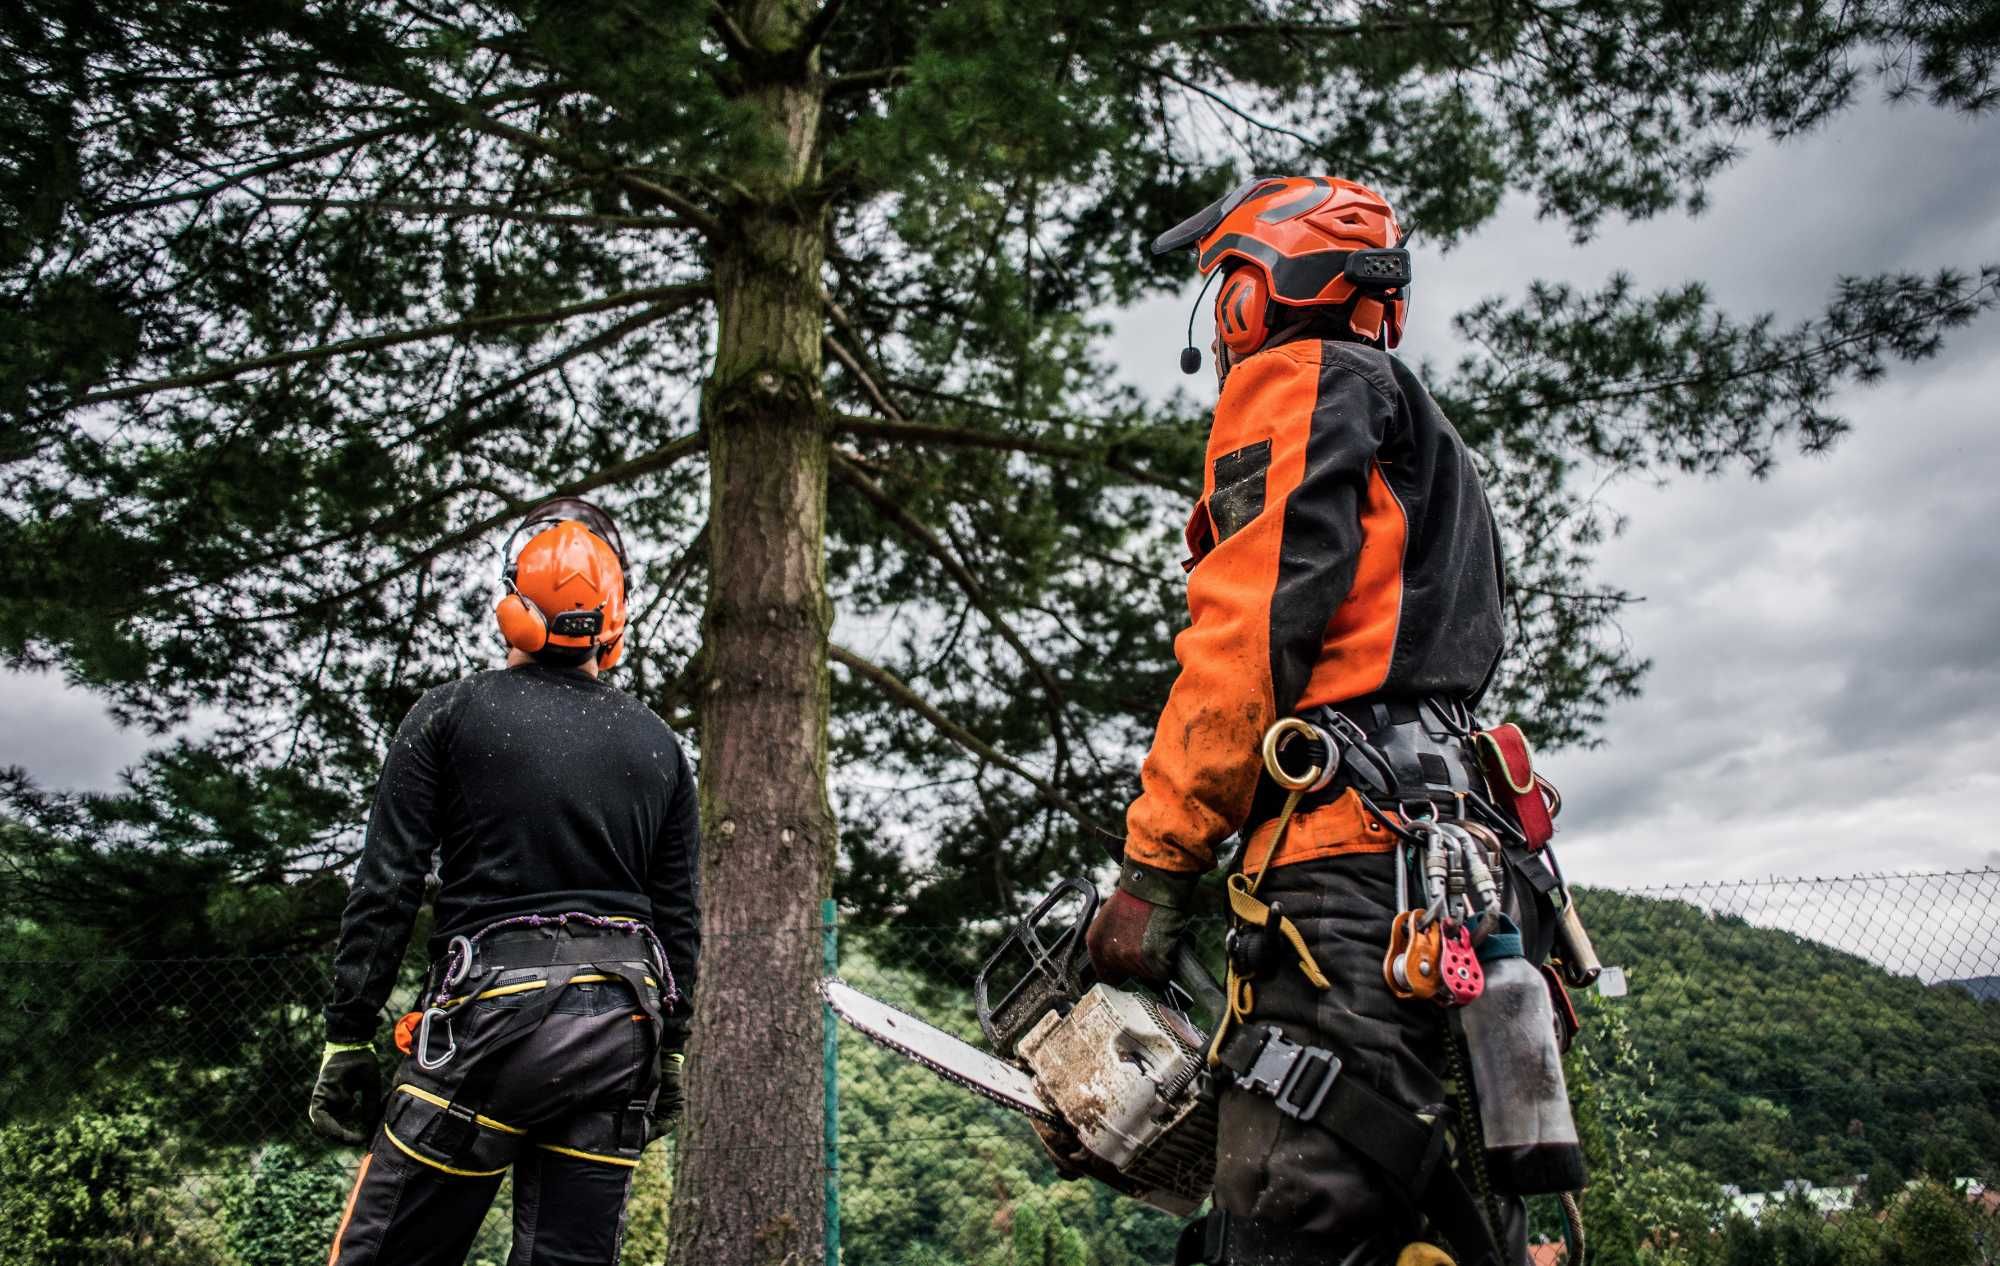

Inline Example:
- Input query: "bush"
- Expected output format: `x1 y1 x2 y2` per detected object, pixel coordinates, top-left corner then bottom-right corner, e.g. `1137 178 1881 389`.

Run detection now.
0 1110 221 1266
220 1143 354 1266
1883 1178 1978 1266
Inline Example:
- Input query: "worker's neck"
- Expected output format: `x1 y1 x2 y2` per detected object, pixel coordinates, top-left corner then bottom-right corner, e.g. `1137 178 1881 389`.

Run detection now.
505 648 601 679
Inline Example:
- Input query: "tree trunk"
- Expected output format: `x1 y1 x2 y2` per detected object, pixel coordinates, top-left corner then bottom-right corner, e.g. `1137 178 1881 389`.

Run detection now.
668 3 832 1264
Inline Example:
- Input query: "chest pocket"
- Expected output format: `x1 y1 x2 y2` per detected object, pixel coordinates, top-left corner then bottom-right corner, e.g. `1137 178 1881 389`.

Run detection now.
1209 439 1271 541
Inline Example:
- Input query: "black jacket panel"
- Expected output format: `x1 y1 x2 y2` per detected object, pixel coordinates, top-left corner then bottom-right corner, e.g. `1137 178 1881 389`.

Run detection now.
324 664 700 1044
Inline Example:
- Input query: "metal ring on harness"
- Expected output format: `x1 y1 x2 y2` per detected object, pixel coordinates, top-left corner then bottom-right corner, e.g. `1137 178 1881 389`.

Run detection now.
416 1007 457 1070
442 934 476 990
1261 717 1337 794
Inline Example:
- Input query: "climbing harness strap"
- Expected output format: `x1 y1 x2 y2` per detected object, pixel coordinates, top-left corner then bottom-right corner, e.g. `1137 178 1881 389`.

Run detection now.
1208 719 1337 1066
1213 1024 1505 1266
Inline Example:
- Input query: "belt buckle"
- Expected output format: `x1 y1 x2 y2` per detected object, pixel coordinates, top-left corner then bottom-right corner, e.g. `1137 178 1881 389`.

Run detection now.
1240 1026 1340 1121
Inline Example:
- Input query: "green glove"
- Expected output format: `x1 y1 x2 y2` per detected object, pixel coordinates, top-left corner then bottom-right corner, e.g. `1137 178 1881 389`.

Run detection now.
650 1051 686 1139
308 1042 381 1145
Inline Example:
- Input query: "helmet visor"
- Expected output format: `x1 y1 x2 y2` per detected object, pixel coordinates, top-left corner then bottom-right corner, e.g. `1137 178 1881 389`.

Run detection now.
516 495 628 568
1150 175 1277 256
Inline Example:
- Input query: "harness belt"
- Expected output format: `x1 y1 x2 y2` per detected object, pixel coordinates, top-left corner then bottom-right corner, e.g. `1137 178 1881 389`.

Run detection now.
1243 698 1484 838
1211 1025 1504 1266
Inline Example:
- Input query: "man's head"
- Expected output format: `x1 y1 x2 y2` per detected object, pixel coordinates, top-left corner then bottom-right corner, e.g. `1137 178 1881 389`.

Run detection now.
494 497 629 671
1152 175 1410 380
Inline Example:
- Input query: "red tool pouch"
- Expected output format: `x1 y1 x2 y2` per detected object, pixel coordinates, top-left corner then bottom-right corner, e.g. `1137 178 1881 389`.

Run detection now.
1474 723 1554 850
1182 500 1217 573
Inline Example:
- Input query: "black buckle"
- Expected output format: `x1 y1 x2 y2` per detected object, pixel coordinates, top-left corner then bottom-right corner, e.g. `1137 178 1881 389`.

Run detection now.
620 1097 652 1149
424 1101 480 1158
1237 1026 1341 1121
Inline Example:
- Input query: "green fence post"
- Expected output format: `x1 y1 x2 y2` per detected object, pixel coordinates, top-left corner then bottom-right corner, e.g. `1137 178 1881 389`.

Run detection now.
822 897 841 1266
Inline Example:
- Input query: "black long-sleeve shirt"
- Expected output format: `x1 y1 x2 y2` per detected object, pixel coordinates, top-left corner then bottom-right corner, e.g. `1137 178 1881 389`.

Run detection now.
324 663 700 1046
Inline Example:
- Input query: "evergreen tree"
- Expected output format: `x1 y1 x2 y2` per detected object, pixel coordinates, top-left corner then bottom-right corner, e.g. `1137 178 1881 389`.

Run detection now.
2 3 1995 1258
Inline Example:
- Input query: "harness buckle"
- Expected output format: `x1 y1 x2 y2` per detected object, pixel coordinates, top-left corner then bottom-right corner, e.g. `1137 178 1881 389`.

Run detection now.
1237 1026 1341 1121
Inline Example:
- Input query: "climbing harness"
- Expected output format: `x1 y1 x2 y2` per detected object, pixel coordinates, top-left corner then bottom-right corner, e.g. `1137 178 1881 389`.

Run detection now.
408 913 671 1074
380 912 677 1175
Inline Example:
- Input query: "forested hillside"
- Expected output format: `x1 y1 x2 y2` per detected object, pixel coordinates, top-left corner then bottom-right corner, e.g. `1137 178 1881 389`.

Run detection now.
1573 888 2000 1192
3 882 1996 1263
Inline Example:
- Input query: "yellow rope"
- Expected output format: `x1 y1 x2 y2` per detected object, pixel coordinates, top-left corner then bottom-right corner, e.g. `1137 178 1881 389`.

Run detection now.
1208 718 1340 1064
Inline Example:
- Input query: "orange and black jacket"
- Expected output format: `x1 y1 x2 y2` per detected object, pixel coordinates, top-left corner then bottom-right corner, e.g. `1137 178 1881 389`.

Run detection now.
1127 338 1506 876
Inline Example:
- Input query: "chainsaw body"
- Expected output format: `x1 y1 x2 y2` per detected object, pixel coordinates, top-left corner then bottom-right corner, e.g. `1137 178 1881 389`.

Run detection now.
973 879 1221 1215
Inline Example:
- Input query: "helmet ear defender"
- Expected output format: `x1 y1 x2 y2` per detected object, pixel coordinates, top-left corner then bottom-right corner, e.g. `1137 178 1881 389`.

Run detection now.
1214 268 1271 359
495 574 550 655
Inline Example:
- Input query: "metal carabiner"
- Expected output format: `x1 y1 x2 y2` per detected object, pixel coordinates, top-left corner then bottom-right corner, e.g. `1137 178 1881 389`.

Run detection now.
415 1007 457 1071
442 934 476 990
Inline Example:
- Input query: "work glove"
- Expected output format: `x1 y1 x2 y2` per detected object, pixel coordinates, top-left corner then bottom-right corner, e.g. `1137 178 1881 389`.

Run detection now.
308 1042 381 1145
650 1051 686 1139
1086 859 1200 986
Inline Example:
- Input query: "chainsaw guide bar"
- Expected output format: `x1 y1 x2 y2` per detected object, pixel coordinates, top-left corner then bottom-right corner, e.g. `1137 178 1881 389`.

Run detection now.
820 977 1057 1123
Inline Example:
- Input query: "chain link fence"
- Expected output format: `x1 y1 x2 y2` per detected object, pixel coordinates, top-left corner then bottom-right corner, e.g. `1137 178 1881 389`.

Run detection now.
3 870 1997 1265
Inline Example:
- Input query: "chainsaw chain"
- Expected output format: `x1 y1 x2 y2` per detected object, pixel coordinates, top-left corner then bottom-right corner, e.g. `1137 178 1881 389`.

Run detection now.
825 980 1057 1124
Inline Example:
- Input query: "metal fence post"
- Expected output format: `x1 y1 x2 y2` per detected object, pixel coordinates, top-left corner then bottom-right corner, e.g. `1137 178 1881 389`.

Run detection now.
822 897 841 1266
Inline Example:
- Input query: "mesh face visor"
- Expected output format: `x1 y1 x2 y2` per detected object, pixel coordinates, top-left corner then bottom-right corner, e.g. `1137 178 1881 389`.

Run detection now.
510 496 630 570
1150 176 1277 256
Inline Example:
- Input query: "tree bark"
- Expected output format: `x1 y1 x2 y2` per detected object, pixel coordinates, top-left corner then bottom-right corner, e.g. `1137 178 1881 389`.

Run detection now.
668 3 833 1264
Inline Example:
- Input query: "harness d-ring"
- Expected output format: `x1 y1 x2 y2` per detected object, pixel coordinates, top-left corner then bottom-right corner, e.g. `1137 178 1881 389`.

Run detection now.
1261 717 1337 793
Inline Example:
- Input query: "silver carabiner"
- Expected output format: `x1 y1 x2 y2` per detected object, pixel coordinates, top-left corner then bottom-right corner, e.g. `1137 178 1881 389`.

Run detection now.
416 1007 457 1070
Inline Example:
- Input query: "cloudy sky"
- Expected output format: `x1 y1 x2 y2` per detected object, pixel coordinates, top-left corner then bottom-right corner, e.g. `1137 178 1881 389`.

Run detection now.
4 90 1995 902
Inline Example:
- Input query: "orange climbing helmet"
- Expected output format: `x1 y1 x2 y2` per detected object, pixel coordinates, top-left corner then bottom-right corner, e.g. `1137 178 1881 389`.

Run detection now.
1153 175 1410 353
494 496 630 670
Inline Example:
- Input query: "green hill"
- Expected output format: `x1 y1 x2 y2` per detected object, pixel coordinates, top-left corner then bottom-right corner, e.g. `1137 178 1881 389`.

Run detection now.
1572 886 2000 1191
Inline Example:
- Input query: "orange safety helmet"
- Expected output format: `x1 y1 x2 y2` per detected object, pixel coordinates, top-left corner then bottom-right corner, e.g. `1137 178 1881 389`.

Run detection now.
1153 175 1411 355
494 496 630 670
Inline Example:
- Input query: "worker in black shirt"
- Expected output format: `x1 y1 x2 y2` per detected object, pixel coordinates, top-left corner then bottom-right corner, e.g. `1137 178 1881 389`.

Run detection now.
311 497 701 1266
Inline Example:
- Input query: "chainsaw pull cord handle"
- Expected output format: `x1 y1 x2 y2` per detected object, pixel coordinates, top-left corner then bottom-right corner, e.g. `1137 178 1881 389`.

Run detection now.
1208 719 1338 1067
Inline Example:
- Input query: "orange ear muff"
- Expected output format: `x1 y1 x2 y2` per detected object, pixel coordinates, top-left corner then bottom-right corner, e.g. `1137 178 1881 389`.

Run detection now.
495 589 549 654
596 634 624 671
1349 296 1387 345
1214 268 1271 358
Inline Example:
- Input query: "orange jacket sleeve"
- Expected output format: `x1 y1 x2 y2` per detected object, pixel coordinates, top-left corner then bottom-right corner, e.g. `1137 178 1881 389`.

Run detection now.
1124 341 1399 874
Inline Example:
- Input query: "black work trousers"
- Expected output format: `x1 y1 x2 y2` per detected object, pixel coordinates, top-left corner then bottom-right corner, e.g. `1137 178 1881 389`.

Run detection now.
329 973 660 1266
1213 850 1529 1266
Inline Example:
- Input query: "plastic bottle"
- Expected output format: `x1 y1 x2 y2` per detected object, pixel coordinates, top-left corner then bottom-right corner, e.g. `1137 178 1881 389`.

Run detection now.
1457 948 1587 1194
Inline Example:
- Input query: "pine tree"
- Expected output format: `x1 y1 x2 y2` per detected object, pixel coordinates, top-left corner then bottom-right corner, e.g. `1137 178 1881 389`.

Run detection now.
3 3 1996 1259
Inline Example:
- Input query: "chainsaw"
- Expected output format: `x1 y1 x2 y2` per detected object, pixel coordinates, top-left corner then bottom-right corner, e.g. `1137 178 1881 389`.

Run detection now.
822 878 1227 1215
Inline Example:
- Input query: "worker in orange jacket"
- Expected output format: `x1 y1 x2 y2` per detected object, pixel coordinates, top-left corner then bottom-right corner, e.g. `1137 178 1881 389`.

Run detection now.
1088 177 1524 1266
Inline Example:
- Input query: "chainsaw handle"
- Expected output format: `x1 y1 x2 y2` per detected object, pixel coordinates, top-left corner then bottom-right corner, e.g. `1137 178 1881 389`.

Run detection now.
1170 940 1226 1022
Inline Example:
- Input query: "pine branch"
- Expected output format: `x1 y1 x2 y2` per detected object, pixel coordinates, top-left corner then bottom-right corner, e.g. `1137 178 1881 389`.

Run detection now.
94 120 433 217
799 0 849 52
393 82 724 235
828 644 1117 843
830 451 1076 793
258 195 686 231
207 431 708 628
831 414 1191 495
825 65 908 95
64 282 710 411
1136 16 1487 47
